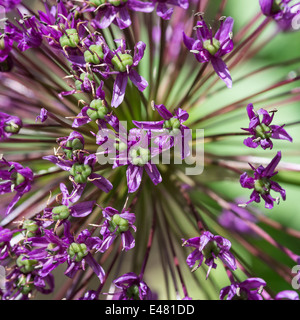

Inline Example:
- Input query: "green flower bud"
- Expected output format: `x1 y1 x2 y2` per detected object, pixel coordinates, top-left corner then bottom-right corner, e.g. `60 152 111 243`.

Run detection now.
22 219 39 237
163 117 181 135
111 53 133 72
63 138 84 159
271 0 282 14
255 123 272 140
52 205 70 221
4 121 21 133
202 241 221 259
86 99 108 121
109 214 130 234
0 37 5 51
75 73 93 91
90 0 106 7
68 243 88 262
129 147 151 167
16 255 38 274
59 29 79 48
203 38 221 56
114 140 127 152
254 178 271 195
84 45 104 64
17 275 34 295
46 243 59 255
126 285 140 300
10 172 25 186
108 0 128 6
69 164 92 184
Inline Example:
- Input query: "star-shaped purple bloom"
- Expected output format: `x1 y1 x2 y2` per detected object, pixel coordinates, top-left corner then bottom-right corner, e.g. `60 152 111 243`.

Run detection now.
182 231 237 279
113 128 162 193
92 0 154 30
240 151 286 209
96 206 136 253
242 103 293 150
106 39 148 108
183 16 234 88
0 158 34 215
0 112 22 141
132 102 191 159
220 277 266 300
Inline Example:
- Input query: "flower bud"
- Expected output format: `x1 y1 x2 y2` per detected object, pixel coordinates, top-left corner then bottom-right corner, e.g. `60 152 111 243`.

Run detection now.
87 99 108 120
111 53 133 72
84 45 104 64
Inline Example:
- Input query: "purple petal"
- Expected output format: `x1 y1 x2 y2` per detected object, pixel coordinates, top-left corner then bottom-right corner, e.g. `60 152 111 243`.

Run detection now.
129 69 148 92
126 164 143 193
111 73 128 108
144 164 162 186
89 173 113 193
211 57 232 88
115 7 131 29
270 125 293 142
71 201 95 218
156 3 173 20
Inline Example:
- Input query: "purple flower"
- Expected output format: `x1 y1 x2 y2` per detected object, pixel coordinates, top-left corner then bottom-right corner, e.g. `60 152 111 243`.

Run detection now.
183 16 234 88
96 206 136 253
0 226 15 259
218 201 258 235
240 151 286 209
0 158 34 215
259 0 300 31
0 111 22 141
132 102 191 159
242 104 293 150
150 0 189 20
106 39 148 108
113 272 152 300
92 0 155 30
35 108 48 123
43 150 113 200
182 231 237 279
113 129 162 193
5 13 43 52
41 184 96 228
220 277 266 300
275 290 299 300
2 265 54 299
0 33 14 64
27 221 105 282
0 0 21 11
